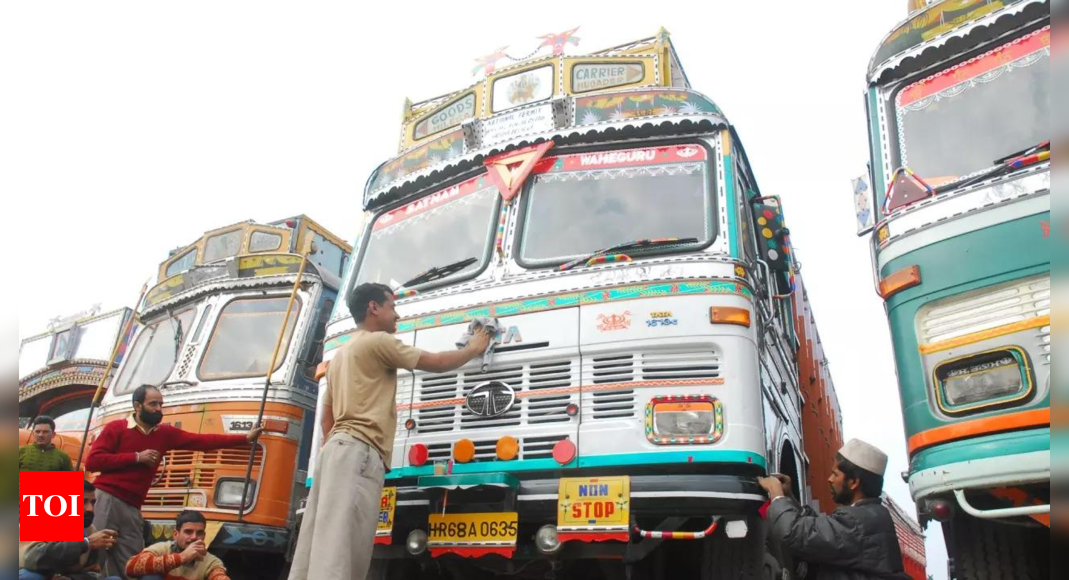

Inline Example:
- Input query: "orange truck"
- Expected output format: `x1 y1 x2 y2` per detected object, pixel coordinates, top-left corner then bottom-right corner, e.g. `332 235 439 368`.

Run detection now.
74 216 349 578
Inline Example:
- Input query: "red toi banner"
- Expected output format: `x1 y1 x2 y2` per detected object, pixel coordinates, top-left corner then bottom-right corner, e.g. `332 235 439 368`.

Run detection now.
20 471 86 541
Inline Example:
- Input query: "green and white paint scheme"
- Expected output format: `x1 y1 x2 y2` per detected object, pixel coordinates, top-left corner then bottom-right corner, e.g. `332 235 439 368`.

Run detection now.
860 0 1049 576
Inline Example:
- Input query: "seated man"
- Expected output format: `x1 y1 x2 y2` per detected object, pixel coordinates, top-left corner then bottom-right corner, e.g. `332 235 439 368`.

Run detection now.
19 480 120 580
124 511 228 580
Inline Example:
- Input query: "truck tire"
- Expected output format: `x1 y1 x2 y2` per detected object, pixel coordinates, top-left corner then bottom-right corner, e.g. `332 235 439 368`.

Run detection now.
951 517 1049 579
700 517 769 580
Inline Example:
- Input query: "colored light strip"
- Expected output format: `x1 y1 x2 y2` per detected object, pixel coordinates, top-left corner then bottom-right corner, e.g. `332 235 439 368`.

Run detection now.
585 253 632 267
324 279 753 350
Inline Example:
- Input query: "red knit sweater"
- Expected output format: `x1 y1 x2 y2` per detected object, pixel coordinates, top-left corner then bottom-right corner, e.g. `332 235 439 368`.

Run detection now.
86 417 248 508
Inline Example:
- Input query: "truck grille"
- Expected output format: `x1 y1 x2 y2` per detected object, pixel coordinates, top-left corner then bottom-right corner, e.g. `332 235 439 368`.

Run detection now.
414 359 575 434
586 350 722 420
151 446 263 491
1038 324 1050 364
918 275 1050 345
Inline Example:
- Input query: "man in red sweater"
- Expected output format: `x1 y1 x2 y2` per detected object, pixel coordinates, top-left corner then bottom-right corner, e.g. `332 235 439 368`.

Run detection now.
86 385 261 580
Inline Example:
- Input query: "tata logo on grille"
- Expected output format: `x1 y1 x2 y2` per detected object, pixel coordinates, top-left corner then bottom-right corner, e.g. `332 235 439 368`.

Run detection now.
465 381 517 418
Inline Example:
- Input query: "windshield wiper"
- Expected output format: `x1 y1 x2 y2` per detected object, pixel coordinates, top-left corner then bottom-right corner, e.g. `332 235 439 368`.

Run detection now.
940 141 1050 194
401 257 478 288
993 141 1049 165
560 237 700 272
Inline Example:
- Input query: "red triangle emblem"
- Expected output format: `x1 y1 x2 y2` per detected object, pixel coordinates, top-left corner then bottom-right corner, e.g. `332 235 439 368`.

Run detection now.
883 167 935 213
484 142 554 202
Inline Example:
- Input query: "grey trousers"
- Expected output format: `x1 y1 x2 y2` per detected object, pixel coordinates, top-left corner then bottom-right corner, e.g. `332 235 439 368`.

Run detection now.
93 489 145 580
288 433 385 580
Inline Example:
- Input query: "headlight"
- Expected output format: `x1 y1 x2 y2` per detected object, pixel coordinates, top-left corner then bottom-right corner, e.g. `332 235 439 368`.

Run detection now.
935 348 1032 412
214 479 256 509
646 396 724 444
655 410 714 436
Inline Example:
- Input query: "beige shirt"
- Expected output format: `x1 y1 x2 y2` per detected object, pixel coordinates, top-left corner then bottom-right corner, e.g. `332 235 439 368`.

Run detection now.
325 330 423 467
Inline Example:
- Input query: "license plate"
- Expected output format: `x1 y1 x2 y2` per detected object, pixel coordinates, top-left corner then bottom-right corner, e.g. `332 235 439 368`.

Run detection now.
558 476 630 530
376 487 397 541
428 512 519 546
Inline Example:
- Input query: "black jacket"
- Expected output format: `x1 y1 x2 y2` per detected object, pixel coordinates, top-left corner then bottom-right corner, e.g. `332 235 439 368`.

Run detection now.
19 528 105 580
767 497 911 580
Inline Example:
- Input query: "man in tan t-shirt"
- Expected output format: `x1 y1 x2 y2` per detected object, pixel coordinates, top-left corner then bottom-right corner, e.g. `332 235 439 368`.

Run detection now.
288 283 490 580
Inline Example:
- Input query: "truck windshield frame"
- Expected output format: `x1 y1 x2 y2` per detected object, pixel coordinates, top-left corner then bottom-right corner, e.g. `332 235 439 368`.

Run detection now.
515 142 718 268
197 296 303 381
113 307 197 395
890 26 1049 189
355 173 500 292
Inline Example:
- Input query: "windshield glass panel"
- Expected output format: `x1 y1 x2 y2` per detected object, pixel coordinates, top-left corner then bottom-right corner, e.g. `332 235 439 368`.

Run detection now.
356 176 499 288
199 297 301 380
894 27 1049 187
519 144 715 264
166 248 198 278
54 407 91 432
114 309 196 395
204 229 244 263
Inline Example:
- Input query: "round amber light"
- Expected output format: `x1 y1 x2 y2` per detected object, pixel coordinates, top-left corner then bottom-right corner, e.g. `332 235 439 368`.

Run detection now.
496 436 519 461
453 439 476 464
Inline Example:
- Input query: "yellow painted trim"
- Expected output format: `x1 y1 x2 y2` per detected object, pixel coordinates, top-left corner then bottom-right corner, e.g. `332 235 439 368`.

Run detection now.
297 212 350 251
408 89 482 145
932 346 1035 415
720 129 732 156
919 316 1050 354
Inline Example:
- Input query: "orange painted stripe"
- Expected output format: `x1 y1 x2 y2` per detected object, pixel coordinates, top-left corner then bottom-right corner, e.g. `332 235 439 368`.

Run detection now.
908 409 1050 455
918 315 1050 355
580 378 723 393
397 378 723 411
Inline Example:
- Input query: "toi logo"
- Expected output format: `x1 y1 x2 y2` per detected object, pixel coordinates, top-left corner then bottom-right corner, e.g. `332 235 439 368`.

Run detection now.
20 471 87 541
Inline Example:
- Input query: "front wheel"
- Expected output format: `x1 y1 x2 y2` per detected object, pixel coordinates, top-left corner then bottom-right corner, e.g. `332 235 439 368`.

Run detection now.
949 516 1049 579
700 517 773 580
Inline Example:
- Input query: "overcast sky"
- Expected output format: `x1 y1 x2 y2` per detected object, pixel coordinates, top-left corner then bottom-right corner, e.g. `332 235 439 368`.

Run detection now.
4 1 948 576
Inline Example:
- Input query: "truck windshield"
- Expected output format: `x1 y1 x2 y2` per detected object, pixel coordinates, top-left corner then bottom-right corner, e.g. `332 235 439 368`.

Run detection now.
114 308 196 395
357 176 499 289
199 296 301 380
893 27 1049 188
518 144 715 265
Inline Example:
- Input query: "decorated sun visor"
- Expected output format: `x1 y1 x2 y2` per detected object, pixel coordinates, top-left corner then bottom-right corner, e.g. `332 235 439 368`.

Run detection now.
870 0 1032 72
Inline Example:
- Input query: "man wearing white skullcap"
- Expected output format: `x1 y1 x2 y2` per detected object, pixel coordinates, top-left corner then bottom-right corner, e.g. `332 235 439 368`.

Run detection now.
758 439 910 580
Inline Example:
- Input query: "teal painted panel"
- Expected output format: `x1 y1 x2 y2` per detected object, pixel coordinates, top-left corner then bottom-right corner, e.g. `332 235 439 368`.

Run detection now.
387 458 571 480
868 87 886 217
880 213 1050 440
882 211 1050 306
911 427 1049 472
384 449 765 481
418 472 521 490
577 449 766 470
723 153 739 258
